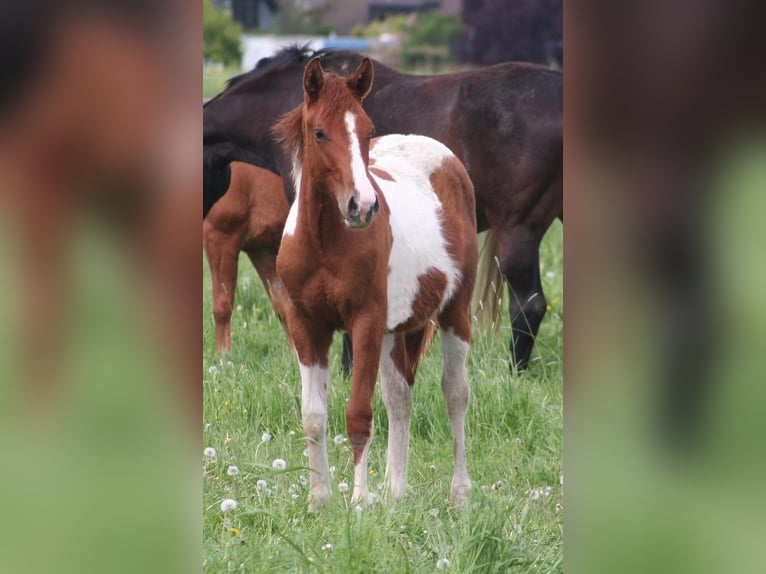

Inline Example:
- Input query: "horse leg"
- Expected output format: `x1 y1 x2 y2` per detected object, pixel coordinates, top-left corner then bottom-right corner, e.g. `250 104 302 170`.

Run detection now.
202 220 244 352
499 229 547 371
290 326 334 510
438 307 472 507
347 316 384 504
379 332 414 501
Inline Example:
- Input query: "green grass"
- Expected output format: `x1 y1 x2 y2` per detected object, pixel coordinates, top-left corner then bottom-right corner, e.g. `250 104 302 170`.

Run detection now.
202 221 563 573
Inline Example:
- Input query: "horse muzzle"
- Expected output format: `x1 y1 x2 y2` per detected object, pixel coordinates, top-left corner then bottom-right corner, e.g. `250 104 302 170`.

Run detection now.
344 193 379 228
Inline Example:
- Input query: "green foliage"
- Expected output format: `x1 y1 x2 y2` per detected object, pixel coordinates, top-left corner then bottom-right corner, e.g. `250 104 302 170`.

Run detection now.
401 12 463 70
203 0 243 67
202 222 563 572
273 0 335 36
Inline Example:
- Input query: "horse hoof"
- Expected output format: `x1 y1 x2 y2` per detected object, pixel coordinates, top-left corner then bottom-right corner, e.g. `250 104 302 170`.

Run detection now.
451 483 471 507
308 491 331 512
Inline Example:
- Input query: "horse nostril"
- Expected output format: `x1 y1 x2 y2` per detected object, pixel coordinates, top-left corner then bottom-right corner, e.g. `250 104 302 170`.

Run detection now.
348 195 359 217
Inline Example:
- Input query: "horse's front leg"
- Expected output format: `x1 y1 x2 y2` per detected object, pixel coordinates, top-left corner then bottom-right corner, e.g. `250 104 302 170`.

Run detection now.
290 323 334 510
347 315 384 504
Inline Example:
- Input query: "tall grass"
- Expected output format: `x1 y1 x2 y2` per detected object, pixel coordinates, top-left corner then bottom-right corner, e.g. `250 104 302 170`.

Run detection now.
202 222 562 573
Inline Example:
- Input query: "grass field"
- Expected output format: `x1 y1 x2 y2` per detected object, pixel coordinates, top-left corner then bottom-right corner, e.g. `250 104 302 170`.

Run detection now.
202 222 563 573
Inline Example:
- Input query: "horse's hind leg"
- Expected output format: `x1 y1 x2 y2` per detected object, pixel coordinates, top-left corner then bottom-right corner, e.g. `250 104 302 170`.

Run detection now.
438 309 472 507
500 229 547 371
203 221 245 351
380 332 415 501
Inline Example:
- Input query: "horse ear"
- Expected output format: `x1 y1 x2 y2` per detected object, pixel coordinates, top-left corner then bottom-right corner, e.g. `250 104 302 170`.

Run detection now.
304 56 324 103
348 57 374 101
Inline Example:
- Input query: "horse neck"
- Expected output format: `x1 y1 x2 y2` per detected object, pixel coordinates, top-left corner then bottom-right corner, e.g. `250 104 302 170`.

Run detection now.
293 156 344 250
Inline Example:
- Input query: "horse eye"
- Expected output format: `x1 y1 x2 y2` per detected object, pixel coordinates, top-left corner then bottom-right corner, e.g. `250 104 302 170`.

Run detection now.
314 128 327 142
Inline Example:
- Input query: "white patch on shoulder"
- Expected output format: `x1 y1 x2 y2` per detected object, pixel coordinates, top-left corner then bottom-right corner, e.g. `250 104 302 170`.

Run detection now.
369 135 463 330
282 151 302 237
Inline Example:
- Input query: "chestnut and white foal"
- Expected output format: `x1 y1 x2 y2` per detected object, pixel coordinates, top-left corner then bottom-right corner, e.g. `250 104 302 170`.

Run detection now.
273 57 477 510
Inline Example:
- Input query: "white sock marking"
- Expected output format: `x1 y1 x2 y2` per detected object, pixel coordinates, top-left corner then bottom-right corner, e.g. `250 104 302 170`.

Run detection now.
300 362 331 507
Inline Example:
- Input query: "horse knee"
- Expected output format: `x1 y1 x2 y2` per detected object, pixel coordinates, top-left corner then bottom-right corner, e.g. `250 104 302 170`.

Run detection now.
302 408 327 441
212 297 232 326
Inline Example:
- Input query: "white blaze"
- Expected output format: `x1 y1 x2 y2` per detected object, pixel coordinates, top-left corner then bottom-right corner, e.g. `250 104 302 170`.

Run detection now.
344 111 377 208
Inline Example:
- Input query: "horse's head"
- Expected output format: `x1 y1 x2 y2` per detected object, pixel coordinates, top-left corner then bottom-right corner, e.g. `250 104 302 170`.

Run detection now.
301 56 379 228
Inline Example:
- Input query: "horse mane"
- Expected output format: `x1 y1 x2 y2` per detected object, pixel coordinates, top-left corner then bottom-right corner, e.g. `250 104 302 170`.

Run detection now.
271 105 303 164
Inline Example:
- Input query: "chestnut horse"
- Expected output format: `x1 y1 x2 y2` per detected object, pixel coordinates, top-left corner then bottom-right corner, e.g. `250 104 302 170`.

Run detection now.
203 162 289 350
273 57 478 509
203 46 562 372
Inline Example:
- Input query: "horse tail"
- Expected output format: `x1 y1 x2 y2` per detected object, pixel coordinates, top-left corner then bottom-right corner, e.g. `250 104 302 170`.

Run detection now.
405 321 439 381
473 229 504 334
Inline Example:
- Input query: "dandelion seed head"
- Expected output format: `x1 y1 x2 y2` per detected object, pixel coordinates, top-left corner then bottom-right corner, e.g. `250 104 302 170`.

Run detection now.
272 458 287 471
333 434 347 445
226 360 235 368
220 498 238 512
226 465 239 476
236 304 243 312
337 481 349 493
256 479 268 490
545 271 555 280
261 432 272 443
298 474 308 486
436 557 451 569
208 365 218 375
203 447 216 458
289 430 296 436
321 543 333 551
204 423 212 431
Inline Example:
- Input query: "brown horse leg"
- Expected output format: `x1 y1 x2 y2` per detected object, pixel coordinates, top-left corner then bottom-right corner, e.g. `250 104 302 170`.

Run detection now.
203 221 245 352
500 230 547 372
347 316 384 504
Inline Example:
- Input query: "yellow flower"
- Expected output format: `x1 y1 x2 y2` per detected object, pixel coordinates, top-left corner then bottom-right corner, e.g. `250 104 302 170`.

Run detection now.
227 527 240 536
255 307 262 313
369 469 377 476
214 476 220 481
225 434 232 444
224 400 230 407
241 408 248 414
546 304 552 311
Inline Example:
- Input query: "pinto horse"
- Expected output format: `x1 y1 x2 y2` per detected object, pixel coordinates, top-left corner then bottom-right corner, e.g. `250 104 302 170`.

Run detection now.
203 162 289 350
272 57 478 509
203 46 562 372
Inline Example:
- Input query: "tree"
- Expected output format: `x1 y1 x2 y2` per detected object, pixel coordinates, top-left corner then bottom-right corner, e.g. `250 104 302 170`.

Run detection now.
460 0 562 67
203 0 243 67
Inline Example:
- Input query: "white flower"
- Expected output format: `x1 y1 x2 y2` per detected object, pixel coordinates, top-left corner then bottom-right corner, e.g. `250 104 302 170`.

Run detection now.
436 557 451 569
321 543 333 551
333 434 347 445
272 458 287 471
337 481 349 493
226 465 239 476
220 498 238 512
256 479 268 490
428 508 439 517
226 360 235 368
204 423 212 431
367 492 379 503
236 304 243 313
203 447 216 458
261 432 272 443
208 365 218 375
302 448 308 457
298 474 308 486
545 271 555 280
529 486 552 500
289 430 296 436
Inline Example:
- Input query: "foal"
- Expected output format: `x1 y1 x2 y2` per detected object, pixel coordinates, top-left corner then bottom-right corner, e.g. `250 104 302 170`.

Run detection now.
273 57 478 509
203 162 289 350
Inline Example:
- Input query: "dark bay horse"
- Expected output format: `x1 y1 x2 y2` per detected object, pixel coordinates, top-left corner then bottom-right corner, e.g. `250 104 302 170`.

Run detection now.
273 57 478 509
203 45 562 372
203 162 290 351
